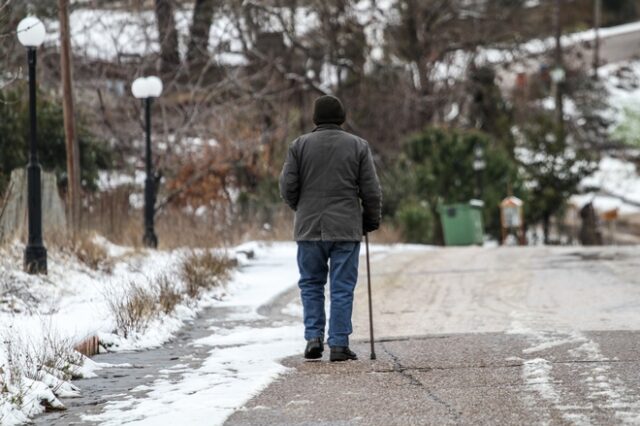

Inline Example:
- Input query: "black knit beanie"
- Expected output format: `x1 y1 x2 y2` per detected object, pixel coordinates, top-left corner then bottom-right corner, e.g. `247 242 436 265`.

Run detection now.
313 95 346 125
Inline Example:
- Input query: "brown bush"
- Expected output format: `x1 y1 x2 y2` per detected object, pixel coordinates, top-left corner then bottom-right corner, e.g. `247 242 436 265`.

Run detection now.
180 251 235 299
156 274 182 315
54 232 113 273
105 281 159 338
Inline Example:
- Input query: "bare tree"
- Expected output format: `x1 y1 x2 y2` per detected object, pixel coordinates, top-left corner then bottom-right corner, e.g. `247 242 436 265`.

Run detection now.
187 0 219 71
155 0 181 76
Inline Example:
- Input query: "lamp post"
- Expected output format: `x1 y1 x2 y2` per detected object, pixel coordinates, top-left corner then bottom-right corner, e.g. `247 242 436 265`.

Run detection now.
17 16 47 274
473 145 486 199
132 76 163 248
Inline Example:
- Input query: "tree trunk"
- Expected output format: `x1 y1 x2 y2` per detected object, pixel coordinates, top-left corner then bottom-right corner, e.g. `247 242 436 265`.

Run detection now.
187 0 217 70
155 0 180 76
58 0 81 237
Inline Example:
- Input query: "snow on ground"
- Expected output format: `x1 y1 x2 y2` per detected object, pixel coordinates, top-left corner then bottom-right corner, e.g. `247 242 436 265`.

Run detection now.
84 326 302 426
601 59 640 129
0 238 252 424
77 242 414 426
571 156 640 215
509 312 640 424
562 56 640 216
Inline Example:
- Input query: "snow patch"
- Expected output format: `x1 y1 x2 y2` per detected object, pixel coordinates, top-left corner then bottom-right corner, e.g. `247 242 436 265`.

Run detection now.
510 312 640 424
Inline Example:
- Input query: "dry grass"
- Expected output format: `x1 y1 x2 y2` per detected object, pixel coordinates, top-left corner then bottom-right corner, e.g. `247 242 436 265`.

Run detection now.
0 180 302 252
105 281 159 339
1 324 83 412
81 187 142 248
156 274 183 315
79 186 297 249
43 230 114 273
104 271 201 338
67 234 113 272
27 333 83 383
180 251 235 299
79 198 400 249
155 206 294 248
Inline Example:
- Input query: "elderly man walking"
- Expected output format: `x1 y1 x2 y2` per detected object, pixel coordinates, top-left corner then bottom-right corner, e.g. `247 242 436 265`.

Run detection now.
279 95 382 362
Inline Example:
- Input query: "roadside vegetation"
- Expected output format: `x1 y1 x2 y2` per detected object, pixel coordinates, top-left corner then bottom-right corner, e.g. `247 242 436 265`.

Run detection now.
180 251 236 299
0 242 238 422
1 326 87 422
58 233 114 273
105 251 235 339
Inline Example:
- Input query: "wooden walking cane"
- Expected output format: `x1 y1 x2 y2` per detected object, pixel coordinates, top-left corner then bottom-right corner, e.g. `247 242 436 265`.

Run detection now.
365 233 376 360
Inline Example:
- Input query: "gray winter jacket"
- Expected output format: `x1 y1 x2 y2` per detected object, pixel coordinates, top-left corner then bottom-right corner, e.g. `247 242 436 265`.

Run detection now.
279 124 382 241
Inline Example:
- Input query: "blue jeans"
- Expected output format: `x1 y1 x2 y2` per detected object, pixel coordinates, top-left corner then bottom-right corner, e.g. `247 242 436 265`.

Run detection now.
297 241 360 347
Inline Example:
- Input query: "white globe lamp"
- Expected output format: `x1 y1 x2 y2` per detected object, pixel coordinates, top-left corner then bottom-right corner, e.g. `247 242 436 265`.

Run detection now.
146 76 163 98
131 77 150 99
17 16 46 48
132 76 163 99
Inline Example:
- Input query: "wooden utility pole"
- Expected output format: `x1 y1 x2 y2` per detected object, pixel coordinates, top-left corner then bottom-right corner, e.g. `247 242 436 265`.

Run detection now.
593 0 602 79
553 0 565 144
58 0 81 235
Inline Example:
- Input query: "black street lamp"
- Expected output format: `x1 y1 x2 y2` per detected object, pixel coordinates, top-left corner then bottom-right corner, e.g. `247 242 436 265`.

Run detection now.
473 145 486 200
17 16 47 274
132 76 163 248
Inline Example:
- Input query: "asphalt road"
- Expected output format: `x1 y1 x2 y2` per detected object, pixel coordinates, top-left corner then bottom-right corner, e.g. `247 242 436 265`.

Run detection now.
226 246 640 426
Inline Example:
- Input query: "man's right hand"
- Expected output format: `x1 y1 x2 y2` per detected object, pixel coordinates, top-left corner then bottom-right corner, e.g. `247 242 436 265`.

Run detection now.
363 219 379 234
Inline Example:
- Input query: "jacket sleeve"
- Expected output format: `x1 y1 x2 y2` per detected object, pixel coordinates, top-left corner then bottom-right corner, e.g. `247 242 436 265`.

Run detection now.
358 143 383 233
279 140 300 211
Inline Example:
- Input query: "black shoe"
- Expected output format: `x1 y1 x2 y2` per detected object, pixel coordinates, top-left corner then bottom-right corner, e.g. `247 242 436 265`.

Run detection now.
304 338 324 360
330 346 358 362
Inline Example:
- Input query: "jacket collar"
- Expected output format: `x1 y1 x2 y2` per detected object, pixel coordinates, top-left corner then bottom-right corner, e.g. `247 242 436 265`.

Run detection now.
312 123 343 132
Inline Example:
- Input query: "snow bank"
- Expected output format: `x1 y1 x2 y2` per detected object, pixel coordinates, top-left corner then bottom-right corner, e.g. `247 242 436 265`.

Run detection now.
78 240 301 425
0 238 255 424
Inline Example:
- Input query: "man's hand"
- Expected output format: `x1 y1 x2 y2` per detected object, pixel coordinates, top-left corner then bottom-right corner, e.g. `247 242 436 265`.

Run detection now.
363 218 379 234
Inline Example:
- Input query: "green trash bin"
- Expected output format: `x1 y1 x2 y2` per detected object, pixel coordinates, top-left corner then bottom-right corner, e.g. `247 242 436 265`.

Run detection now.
438 200 484 246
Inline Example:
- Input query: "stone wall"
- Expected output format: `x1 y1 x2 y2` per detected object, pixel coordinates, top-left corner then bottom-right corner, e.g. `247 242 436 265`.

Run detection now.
0 168 67 243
